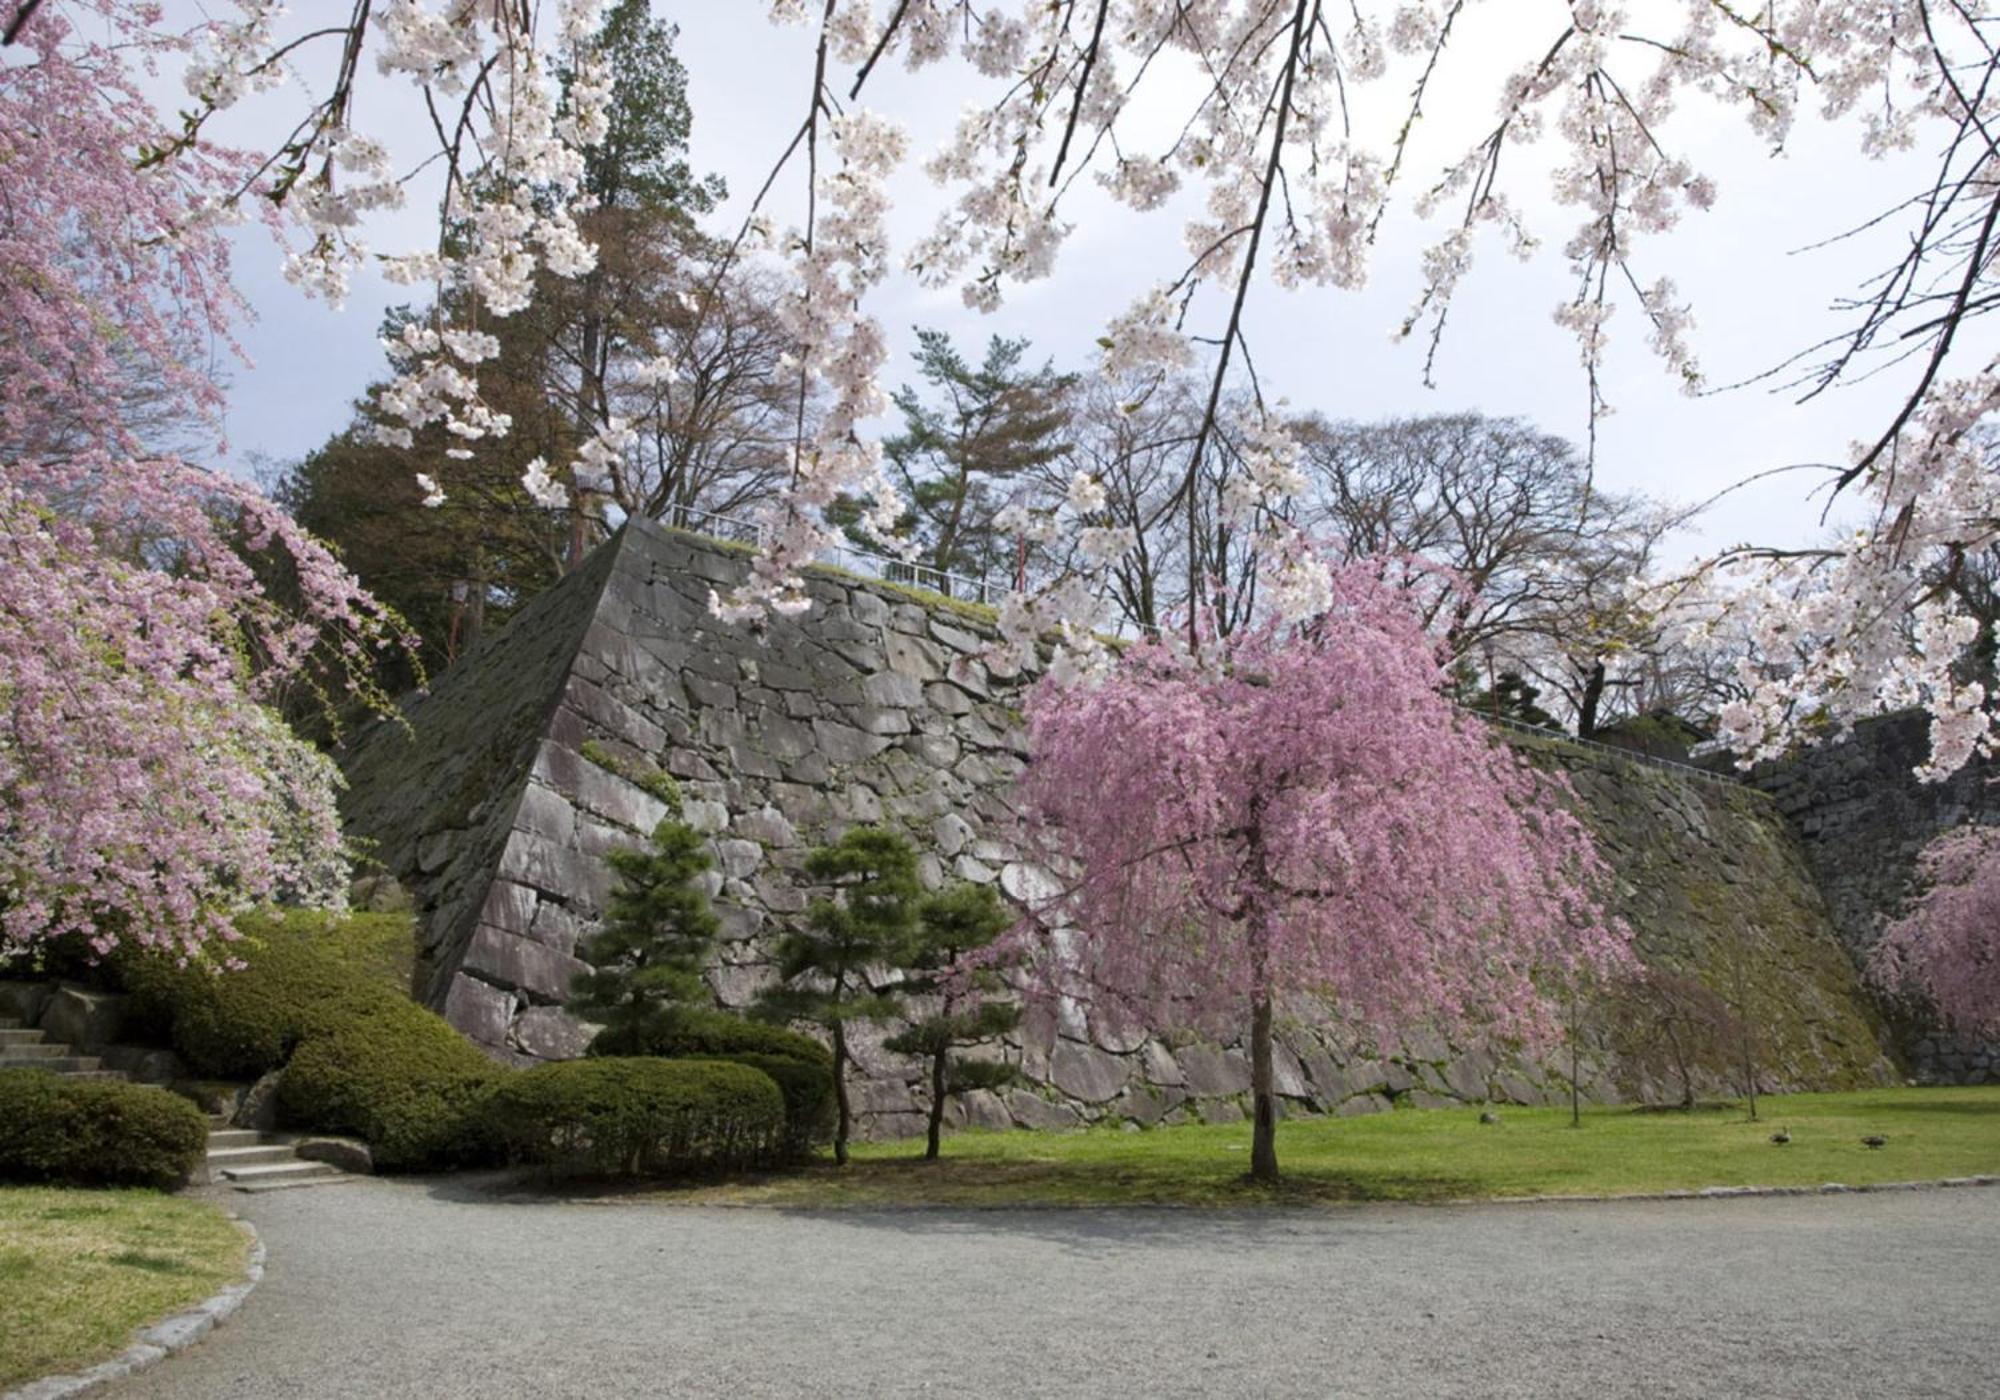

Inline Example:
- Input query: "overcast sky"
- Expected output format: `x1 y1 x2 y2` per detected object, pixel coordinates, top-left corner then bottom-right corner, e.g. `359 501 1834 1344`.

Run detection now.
206 2 1997 564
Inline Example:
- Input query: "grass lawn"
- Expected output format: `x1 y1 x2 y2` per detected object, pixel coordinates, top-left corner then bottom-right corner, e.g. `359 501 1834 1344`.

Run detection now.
643 1085 2000 1209
0 1188 250 1390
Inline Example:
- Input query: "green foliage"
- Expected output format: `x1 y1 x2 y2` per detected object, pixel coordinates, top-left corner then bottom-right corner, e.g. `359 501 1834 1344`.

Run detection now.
757 826 924 1163
882 882 1021 1157
570 820 718 1047
278 1016 503 1172
118 910 418 1079
589 1008 834 1160
0 1072 208 1189
589 1005 829 1065
487 1057 784 1178
120 908 497 1172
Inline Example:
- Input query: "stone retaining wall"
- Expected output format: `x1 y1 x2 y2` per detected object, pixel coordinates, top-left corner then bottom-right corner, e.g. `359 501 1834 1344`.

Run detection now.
338 520 1896 1135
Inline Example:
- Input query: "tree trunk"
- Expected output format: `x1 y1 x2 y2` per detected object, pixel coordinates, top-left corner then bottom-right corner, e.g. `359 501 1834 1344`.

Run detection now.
831 1021 853 1166
926 1047 947 1160
1249 993 1279 1182
1577 660 1607 739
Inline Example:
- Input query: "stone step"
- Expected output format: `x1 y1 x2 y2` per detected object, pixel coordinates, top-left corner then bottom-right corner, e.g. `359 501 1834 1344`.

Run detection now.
232 1172 355 1195
0 1043 68 1059
58 1070 130 1082
0 1027 46 1045
0 1054 102 1073
206 1143 301 1169
207 1128 286 1151
216 1158 343 1186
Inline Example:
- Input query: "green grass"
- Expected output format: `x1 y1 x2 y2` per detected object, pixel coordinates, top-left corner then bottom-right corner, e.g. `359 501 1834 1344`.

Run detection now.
0 1188 249 1389
639 1086 2000 1209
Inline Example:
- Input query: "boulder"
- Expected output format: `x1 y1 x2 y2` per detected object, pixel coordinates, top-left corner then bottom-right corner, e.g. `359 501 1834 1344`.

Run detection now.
39 983 126 1051
0 980 51 1028
234 1069 284 1131
297 1137 375 1175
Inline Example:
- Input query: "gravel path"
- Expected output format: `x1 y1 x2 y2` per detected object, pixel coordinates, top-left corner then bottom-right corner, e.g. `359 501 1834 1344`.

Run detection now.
104 1178 1999 1399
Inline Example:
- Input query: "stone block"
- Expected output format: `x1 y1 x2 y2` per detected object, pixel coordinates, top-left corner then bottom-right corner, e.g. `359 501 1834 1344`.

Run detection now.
1007 1091 1083 1131
444 972 516 1045
1050 1040 1131 1103
480 880 540 938
708 963 776 1010
513 1006 597 1060
513 782 577 844
1178 1044 1252 1097
1139 1040 1186 1088
813 719 890 765
98 1045 186 1085
463 925 588 1002
958 1088 1014 1132
862 671 924 707
883 631 945 680
40 984 126 1051
734 806 796 847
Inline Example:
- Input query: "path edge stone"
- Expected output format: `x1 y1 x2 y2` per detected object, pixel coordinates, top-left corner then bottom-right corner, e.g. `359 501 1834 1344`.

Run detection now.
2 1214 265 1400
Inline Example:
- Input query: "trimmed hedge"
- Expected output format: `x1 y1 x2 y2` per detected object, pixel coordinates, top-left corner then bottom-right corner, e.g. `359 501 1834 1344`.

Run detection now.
588 1007 830 1066
588 1009 834 1157
120 911 417 1080
277 1010 503 1172
0 1070 208 1189
488 1057 786 1178
727 1052 836 1161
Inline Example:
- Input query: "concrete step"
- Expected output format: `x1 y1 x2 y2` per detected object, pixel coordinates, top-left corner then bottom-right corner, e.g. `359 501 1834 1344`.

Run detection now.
232 1172 355 1195
48 1068 128 1082
216 1158 343 1186
0 1028 46 1045
0 1054 103 1073
0 1043 69 1059
207 1143 301 1169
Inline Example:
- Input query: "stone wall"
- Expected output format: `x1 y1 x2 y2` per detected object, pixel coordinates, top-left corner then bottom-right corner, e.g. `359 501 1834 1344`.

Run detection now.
338 519 1896 1135
1750 713 1999 1083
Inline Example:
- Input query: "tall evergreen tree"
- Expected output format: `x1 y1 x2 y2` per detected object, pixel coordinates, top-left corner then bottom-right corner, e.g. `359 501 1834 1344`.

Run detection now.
571 819 720 1054
883 883 1020 1160
755 827 921 1165
881 330 1074 588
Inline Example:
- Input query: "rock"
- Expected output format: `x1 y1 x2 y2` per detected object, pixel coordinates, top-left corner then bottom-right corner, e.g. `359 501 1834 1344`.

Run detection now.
0 980 51 1028
513 1006 597 1060
932 813 974 857
1139 1040 1186 1088
349 874 414 912
999 861 1062 904
1198 1098 1244 1125
39 984 126 1051
958 1088 1014 1132
98 1045 186 1085
1336 1093 1390 1117
1050 1040 1131 1103
1178 1044 1252 1097
296 1137 375 1175
734 806 796 847
714 838 765 878
416 830 459 874
444 974 515 1046
234 1069 284 1131
1006 1091 1083 1131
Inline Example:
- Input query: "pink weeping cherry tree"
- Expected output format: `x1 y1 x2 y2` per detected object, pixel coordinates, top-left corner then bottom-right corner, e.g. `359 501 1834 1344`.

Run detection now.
1013 556 1632 1181
1870 827 2000 1040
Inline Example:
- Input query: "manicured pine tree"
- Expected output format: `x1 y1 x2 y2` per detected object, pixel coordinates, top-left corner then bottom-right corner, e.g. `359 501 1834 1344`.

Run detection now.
884 883 1021 1160
756 827 921 1165
570 819 720 1054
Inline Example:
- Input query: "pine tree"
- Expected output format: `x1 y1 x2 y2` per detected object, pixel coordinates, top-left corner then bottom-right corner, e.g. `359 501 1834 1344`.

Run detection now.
883 883 1020 1160
570 819 720 1054
755 827 921 1165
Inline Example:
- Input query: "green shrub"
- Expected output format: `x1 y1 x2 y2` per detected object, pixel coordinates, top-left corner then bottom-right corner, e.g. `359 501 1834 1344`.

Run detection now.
726 1052 835 1160
0 1070 208 1189
120 910 418 1080
487 1057 786 1178
589 1006 830 1066
277 1008 503 1172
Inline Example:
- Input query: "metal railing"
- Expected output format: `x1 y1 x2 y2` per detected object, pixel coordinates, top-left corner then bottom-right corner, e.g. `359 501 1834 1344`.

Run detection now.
654 502 1746 789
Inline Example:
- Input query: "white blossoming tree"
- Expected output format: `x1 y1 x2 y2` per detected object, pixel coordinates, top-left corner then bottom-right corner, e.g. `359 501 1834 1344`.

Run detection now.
23 0 2000 776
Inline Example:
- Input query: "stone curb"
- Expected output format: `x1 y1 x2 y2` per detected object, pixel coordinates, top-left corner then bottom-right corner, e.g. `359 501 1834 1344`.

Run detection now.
1481 1173 2000 1207
3 1215 265 1400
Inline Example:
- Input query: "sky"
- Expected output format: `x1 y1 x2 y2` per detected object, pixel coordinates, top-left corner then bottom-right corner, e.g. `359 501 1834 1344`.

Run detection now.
203 1 1995 565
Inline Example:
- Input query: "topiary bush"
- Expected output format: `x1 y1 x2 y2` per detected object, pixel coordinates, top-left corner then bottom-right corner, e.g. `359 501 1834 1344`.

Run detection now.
277 1008 504 1172
487 1057 786 1179
119 910 418 1080
725 1052 836 1160
0 1069 208 1188
587 1008 834 1159
589 1006 830 1066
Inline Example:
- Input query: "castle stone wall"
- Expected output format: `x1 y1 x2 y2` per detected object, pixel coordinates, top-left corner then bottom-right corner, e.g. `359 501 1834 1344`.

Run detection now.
339 520 1897 1134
